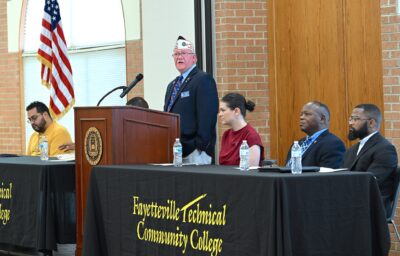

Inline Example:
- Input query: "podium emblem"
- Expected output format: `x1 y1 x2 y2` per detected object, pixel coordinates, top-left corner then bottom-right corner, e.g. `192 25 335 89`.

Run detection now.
84 127 103 165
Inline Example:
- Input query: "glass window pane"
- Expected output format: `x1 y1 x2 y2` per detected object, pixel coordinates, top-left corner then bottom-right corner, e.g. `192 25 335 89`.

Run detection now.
23 0 127 147
23 0 125 51
23 47 127 146
69 0 125 47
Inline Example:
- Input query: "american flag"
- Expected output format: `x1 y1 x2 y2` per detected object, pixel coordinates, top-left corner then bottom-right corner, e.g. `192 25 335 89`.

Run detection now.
38 0 74 119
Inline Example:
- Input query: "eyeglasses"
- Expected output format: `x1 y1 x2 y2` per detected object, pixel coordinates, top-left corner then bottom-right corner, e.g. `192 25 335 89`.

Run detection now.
348 116 371 122
27 113 42 124
172 52 194 58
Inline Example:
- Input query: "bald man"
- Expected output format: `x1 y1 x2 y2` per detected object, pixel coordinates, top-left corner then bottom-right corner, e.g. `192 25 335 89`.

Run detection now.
285 101 345 168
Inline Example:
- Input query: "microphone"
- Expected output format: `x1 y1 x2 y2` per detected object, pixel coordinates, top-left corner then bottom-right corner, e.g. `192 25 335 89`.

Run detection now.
119 73 144 98
96 85 126 106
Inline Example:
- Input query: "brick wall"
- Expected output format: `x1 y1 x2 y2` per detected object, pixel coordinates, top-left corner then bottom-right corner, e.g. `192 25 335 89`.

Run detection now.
125 39 144 100
381 0 400 253
382 0 400 150
0 0 23 154
215 0 400 253
215 0 270 159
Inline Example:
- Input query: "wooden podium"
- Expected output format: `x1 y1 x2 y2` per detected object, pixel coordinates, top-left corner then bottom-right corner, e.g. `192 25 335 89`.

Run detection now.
74 106 180 255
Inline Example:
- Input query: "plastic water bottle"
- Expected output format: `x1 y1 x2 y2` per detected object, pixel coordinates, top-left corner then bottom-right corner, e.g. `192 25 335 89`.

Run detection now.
291 141 302 174
173 138 182 167
39 135 49 161
239 140 250 171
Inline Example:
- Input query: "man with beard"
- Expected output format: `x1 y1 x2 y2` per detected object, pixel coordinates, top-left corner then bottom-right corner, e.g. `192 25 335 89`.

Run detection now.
26 101 73 156
342 103 398 217
285 101 345 168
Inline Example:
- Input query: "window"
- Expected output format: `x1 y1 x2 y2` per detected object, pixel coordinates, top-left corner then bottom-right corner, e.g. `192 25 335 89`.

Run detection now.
23 0 126 147
23 0 125 50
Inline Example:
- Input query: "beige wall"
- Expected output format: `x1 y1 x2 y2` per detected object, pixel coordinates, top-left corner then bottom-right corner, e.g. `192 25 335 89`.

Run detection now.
141 0 195 110
121 0 141 41
7 0 22 52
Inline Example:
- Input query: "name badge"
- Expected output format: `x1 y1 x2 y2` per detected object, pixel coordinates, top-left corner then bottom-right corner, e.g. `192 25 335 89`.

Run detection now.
181 91 190 98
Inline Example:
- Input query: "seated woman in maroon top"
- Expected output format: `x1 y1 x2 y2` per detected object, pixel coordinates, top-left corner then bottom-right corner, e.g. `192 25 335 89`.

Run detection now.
218 93 264 166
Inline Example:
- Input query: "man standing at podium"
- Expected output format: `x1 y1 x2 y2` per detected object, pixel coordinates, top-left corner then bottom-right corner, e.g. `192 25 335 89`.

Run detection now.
164 36 218 164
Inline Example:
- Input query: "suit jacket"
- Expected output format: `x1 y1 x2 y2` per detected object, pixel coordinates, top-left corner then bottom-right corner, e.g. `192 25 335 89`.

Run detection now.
342 133 398 217
286 130 346 168
164 67 218 157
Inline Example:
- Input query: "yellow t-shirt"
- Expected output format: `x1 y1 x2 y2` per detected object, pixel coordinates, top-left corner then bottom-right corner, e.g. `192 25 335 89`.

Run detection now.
27 121 73 156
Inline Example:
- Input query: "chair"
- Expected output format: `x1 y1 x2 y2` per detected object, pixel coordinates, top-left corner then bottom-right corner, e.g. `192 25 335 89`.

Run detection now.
387 167 400 241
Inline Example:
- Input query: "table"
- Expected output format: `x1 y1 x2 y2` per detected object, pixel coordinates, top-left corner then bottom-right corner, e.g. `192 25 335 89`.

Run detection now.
83 165 390 256
0 156 76 252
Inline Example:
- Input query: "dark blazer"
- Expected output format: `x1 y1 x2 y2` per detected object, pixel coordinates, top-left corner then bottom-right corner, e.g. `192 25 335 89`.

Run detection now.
286 130 346 168
342 133 398 216
164 67 218 157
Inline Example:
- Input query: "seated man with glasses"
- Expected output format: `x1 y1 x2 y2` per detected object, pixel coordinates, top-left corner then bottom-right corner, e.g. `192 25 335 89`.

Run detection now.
342 103 398 217
26 101 73 156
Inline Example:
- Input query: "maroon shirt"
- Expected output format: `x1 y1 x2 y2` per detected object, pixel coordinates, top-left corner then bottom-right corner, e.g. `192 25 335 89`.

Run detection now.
219 124 264 166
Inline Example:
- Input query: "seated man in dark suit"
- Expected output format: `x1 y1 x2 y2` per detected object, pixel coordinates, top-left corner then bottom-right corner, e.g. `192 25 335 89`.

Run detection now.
286 101 345 168
342 104 398 217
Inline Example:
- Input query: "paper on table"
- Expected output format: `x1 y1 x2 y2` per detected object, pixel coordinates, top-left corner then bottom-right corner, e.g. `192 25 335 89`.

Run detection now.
55 153 75 161
319 167 348 173
235 166 260 170
150 163 196 166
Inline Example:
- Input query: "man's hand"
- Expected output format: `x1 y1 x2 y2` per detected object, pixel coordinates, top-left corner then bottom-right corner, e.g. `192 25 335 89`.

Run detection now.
58 143 75 151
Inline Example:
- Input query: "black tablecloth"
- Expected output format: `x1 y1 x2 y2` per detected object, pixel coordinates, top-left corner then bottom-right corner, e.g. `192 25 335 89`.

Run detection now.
83 165 390 256
0 156 76 251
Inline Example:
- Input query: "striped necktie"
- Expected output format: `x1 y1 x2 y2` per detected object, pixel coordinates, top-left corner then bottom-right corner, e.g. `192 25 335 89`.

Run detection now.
286 137 313 166
167 76 183 111
300 136 312 155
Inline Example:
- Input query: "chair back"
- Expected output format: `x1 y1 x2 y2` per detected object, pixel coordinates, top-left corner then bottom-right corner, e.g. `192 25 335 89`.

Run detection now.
388 166 400 221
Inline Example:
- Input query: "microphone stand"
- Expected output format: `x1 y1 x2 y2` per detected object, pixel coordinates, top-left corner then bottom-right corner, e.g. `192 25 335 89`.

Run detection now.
97 86 126 106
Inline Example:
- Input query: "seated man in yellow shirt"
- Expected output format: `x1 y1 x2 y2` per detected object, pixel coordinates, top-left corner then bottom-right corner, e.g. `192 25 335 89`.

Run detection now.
26 101 73 156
